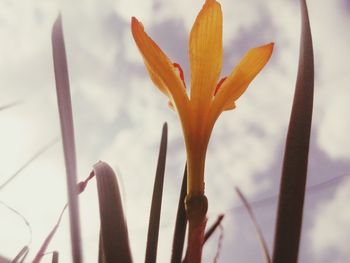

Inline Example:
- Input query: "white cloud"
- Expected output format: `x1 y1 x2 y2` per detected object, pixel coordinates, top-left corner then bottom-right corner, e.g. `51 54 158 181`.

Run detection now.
318 88 350 159
113 0 154 26
1 0 350 262
310 179 350 263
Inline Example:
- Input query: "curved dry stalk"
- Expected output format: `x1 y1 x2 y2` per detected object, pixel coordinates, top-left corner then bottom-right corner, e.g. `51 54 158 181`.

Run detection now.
0 200 32 253
0 101 21 112
230 173 350 213
203 214 224 244
32 205 67 263
235 187 271 263
11 246 29 263
0 138 59 192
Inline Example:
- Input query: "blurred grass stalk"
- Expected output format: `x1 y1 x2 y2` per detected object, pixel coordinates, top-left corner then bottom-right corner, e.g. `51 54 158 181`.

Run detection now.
272 0 314 262
52 15 83 263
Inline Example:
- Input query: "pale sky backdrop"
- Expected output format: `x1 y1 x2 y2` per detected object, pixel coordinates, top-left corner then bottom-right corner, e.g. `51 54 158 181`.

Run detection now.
0 0 350 262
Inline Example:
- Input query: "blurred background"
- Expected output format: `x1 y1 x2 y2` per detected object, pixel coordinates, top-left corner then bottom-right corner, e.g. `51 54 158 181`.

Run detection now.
1 0 350 262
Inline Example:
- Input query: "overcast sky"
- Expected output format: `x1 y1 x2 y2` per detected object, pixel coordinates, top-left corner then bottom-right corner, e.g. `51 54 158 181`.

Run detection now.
1 0 350 262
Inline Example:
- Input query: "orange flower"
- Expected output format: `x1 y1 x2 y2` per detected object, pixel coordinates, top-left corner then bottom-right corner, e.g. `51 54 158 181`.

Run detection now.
131 0 273 196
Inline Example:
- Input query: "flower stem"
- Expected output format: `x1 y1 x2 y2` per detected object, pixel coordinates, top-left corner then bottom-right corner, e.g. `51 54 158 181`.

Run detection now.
185 194 208 263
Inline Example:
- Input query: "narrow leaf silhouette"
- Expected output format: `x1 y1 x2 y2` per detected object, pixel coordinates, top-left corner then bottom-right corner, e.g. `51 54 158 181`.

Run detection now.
32 173 95 263
32 205 67 263
203 214 224 244
170 167 187 263
51 252 59 263
11 246 29 263
272 0 314 262
93 161 133 263
52 15 82 263
145 123 168 263
0 138 58 192
0 101 20 112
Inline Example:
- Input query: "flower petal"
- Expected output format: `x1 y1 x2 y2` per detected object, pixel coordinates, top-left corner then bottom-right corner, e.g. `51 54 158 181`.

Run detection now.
212 43 274 114
144 61 170 98
131 17 189 111
189 0 223 107
214 77 235 110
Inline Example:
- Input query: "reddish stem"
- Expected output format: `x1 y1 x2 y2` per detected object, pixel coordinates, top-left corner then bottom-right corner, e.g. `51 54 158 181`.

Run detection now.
184 195 208 263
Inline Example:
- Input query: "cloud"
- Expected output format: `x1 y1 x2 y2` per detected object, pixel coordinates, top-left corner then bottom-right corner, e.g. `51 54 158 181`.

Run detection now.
310 180 350 263
1 0 350 262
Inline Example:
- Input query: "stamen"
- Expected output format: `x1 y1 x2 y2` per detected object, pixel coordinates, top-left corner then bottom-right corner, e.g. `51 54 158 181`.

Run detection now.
214 77 227 96
173 63 186 87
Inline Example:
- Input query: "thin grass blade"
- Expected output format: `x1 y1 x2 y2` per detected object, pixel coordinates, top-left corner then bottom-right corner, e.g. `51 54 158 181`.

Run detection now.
145 123 168 263
203 214 224 244
0 200 32 248
32 205 67 263
0 138 59 192
235 188 271 263
52 15 82 263
32 173 95 263
170 166 187 263
230 173 350 213
272 0 314 262
11 246 29 263
93 161 133 263
0 101 20 112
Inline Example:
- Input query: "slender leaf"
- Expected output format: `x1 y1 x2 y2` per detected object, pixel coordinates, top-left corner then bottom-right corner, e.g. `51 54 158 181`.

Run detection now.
0 200 32 252
203 214 224 244
93 161 133 263
170 166 187 263
32 205 67 263
11 246 29 263
52 15 82 263
52 252 59 263
32 173 95 263
145 123 168 263
230 173 350 213
0 138 59 192
0 101 20 112
235 188 271 263
272 0 314 262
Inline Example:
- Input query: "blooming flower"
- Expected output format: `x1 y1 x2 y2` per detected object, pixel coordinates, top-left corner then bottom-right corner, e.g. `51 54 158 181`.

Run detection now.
131 0 273 196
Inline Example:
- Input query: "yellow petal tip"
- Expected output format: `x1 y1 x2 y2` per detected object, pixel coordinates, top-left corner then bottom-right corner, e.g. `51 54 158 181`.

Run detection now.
263 42 274 54
131 17 144 35
255 42 274 61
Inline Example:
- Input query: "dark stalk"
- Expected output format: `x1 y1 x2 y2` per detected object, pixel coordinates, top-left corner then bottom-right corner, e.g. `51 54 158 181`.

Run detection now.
272 0 314 262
